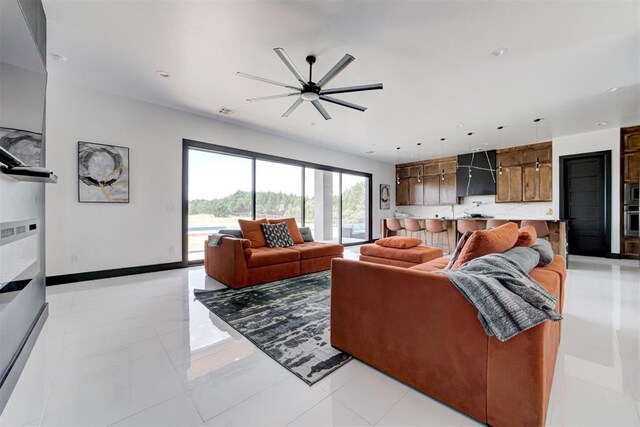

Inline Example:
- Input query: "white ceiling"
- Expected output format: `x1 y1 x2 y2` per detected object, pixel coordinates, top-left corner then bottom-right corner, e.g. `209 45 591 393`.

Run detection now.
43 0 640 163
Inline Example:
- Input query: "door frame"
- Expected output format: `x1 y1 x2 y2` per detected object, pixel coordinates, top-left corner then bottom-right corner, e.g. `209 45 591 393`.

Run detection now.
559 150 612 257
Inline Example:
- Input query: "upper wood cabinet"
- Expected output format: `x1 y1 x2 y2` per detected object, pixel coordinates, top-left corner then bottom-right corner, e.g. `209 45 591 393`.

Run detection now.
523 163 552 202
395 157 456 206
496 142 552 203
409 165 424 205
624 127 640 152
496 166 522 203
624 152 640 183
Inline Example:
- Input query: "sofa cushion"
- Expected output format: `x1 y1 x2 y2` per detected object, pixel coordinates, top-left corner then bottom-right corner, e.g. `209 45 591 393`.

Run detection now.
299 227 314 242
360 244 443 264
261 222 295 248
243 246 300 268
238 218 268 248
375 236 422 249
288 242 343 260
268 218 304 244
515 226 537 248
409 257 450 272
452 222 519 269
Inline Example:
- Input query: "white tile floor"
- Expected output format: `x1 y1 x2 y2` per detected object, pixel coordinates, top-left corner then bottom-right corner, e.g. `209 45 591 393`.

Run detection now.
0 253 639 426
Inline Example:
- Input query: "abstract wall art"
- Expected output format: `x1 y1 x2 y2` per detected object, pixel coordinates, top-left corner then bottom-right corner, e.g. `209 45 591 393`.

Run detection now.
380 184 390 209
78 141 129 203
0 127 43 167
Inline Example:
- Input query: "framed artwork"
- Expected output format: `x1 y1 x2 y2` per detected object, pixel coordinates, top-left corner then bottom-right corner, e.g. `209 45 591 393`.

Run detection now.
380 184 390 210
78 141 129 203
0 127 43 167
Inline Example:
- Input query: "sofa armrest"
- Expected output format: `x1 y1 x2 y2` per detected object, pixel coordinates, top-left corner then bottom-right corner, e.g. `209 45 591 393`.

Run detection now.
204 237 249 287
330 258 489 422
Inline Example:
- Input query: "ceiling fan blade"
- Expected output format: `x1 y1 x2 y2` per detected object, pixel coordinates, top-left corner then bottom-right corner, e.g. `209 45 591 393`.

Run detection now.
316 54 355 88
320 83 383 95
273 48 307 85
236 72 300 90
311 100 331 120
282 97 303 117
247 93 300 102
319 95 367 112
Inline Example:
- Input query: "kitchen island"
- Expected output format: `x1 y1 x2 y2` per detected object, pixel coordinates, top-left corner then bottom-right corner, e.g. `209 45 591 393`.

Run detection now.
381 218 567 257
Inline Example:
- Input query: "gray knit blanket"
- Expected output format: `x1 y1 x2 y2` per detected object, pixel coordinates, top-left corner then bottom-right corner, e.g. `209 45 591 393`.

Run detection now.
207 233 237 247
440 246 561 341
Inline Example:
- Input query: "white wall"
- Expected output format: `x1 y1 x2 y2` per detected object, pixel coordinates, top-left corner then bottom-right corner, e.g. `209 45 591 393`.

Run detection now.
552 128 621 254
395 127 622 254
45 78 394 276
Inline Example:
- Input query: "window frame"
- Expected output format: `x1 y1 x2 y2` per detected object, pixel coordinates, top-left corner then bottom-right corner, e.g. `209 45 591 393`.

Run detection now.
182 139 374 265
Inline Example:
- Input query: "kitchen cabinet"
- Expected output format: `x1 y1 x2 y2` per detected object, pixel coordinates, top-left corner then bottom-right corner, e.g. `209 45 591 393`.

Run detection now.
496 141 552 203
496 166 523 202
624 127 640 152
624 239 639 257
423 156 457 205
408 165 424 205
523 163 552 202
624 152 640 183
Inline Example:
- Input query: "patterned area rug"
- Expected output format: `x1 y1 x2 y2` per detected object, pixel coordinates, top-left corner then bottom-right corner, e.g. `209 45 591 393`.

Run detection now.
194 271 351 385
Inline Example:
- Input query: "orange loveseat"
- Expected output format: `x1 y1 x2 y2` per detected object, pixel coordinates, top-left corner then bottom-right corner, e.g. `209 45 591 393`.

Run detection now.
205 237 343 288
331 254 565 427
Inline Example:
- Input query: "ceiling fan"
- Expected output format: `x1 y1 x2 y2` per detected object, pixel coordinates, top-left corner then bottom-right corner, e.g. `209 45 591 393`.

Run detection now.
236 48 383 120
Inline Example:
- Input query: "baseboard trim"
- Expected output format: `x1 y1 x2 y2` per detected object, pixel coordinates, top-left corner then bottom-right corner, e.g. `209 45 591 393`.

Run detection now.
0 303 48 415
46 261 186 286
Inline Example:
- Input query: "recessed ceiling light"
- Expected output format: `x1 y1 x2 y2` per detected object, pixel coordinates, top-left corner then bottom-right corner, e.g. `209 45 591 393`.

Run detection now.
365 150 375 154
605 87 618 93
489 47 507 57
50 53 68 63
156 70 170 78
597 122 608 126
311 122 316 126
457 124 464 128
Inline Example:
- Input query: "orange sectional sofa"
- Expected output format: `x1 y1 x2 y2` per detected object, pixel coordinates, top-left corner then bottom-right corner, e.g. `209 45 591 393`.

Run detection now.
205 237 343 288
331 253 566 427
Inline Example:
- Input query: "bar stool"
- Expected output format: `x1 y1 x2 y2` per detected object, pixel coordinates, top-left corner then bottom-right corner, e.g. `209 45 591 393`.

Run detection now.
386 218 405 237
425 219 450 254
405 219 426 243
521 220 549 239
486 219 508 229
457 219 478 235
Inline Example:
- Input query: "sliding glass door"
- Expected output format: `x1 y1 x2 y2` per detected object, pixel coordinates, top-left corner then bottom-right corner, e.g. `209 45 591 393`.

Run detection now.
341 174 369 244
185 141 372 263
187 149 252 261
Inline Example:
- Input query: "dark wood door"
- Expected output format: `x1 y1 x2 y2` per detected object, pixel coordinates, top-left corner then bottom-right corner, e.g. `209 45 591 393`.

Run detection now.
563 155 607 256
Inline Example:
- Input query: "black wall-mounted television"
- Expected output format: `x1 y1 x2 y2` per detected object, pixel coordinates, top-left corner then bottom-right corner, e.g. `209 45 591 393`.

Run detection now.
456 150 497 197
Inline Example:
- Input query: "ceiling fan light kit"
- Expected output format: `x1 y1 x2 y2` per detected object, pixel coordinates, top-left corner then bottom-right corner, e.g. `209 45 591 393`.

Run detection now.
238 47 383 120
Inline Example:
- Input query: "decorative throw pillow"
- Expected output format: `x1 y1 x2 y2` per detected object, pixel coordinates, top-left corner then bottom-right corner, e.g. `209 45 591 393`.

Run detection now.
268 218 304 244
531 238 554 266
445 230 474 270
375 236 422 249
261 222 295 248
515 226 537 248
299 227 314 242
238 218 268 248
451 222 519 269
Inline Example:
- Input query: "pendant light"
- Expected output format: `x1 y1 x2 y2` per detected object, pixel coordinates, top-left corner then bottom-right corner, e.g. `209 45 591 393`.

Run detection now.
534 118 541 172
396 147 401 184
416 143 422 183
497 126 504 175
440 138 446 181
467 133 473 181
